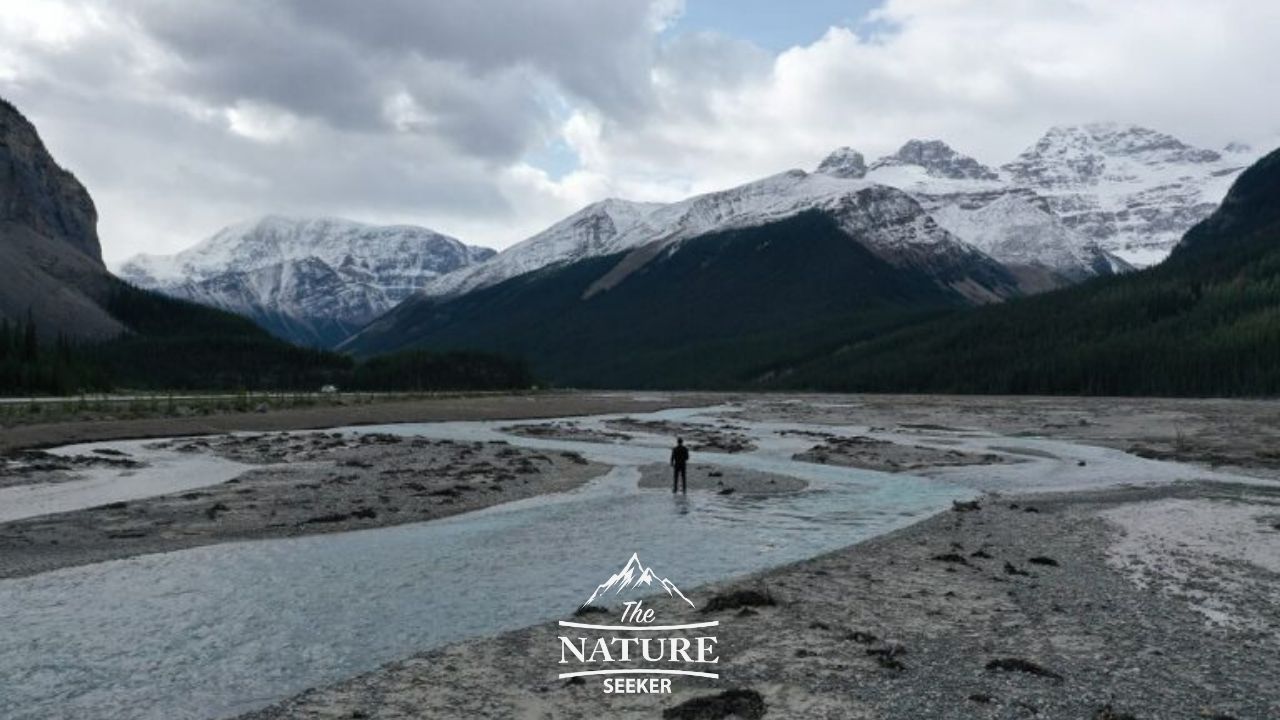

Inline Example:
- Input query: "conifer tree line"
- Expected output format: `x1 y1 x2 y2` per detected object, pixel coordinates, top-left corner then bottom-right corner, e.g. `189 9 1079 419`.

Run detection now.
0 284 533 396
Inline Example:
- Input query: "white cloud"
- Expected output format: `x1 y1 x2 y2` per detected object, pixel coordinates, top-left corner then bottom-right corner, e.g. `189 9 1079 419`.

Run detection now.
557 0 1280 207
1 0 1277 263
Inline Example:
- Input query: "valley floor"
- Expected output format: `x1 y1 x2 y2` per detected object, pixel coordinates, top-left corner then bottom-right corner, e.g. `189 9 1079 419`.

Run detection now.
242 481 1280 720
2 392 1278 719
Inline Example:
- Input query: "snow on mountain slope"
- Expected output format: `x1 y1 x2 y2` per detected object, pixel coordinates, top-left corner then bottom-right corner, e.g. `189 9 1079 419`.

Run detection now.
1002 123 1255 266
924 191 1132 282
869 139 1001 183
421 198 663 298
850 132 1254 280
853 141 1124 284
420 124 1242 305
424 168 1012 302
116 216 494 347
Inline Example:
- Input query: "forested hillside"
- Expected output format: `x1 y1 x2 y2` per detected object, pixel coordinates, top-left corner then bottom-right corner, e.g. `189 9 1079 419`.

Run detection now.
771 147 1280 396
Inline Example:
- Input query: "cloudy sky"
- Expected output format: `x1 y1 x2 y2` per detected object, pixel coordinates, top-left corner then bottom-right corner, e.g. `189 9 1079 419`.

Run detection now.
2 0 1278 263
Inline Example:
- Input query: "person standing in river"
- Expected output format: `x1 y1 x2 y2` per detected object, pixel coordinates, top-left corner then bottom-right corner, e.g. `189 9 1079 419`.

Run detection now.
671 437 689 493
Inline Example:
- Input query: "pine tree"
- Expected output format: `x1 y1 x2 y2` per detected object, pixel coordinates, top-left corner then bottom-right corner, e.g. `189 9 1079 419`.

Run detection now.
22 311 37 363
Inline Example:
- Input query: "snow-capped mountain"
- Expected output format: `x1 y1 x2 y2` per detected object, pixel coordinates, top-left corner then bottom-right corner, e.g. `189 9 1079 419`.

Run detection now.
869 139 1001 182
1001 123 1254 266
424 124 1229 304
845 141 1132 284
422 198 663 298
582 553 695 609
847 127 1249 278
924 191 1132 285
116 216 494 347
422 168 1016 303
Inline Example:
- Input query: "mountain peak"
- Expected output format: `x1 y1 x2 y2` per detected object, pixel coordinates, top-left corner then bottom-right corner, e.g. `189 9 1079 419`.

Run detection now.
0 96 102 263
870 139 999 181
1024 123 1222 165
582 552 696 609
815 147 867 179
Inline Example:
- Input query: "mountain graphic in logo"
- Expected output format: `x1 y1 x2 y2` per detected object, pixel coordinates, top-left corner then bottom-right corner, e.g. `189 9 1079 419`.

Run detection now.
582 552 696 609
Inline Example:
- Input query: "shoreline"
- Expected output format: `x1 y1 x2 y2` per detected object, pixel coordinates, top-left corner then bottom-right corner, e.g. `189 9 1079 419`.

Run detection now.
0 391 723 454
241 480 1280 719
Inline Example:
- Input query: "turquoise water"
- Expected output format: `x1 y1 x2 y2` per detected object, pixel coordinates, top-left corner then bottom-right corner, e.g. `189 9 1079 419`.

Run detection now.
0 409 972 720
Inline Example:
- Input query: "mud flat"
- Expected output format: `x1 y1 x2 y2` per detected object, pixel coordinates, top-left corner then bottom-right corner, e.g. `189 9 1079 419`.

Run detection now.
0 431 605 579
729 394 1280 478
241 482 1280 720
793 434 1009 473
499 420 634 444
604 417 757 453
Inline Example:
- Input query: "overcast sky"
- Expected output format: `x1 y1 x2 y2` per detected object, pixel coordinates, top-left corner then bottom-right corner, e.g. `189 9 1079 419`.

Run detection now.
3 0 1278 263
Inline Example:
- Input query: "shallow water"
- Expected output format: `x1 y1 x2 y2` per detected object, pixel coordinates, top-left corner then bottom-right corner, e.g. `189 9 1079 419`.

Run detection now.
0 406 976 720
2 402 1246 720
0 441 250 523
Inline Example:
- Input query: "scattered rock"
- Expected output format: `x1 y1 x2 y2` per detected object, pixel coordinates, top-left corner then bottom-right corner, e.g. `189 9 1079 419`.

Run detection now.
701 588 775 613
662 688 766 720
1004 561 1031 577
846 630 877 644
985 657 1064 682
968 693 994 704
718 487 736 496
1093 704 1138 720
874 655 906 671
301 513 350 525
1028 556 1060 567
952 500 981 512
932 552 971 566
573 605 609 617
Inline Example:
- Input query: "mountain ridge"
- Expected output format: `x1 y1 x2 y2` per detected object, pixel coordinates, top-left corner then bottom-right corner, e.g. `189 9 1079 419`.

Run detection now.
117 215 496 347
766 145 1280 396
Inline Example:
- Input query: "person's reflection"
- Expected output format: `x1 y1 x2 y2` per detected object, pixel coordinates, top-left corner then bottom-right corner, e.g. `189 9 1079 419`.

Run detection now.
673 492 690 515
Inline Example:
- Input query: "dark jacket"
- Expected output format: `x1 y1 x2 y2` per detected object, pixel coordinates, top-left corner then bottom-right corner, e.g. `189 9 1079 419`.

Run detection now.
671 445 689 466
